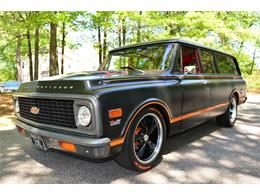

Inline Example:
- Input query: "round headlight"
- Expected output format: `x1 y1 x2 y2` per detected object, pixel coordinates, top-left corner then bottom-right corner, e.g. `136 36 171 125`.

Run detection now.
15 100 20 113
77 106 91 127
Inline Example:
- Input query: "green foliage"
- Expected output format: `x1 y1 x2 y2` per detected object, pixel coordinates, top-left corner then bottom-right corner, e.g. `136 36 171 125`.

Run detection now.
0 63 15 82
244 70 260 93
0 11 259 83
0 11 85 81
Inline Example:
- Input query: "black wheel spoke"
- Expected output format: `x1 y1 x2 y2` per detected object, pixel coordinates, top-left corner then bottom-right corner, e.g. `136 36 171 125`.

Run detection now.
147 141 155 152
148 122 157 136
140 120 146 132
141 118 149 133
133 113 163 163
137 143 146 158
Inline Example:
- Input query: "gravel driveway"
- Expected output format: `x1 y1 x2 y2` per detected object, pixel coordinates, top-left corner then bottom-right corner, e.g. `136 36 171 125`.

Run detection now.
0 94 259 183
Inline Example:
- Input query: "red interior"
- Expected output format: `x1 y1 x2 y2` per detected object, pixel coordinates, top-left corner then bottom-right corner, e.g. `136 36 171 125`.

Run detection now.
182 47 201 73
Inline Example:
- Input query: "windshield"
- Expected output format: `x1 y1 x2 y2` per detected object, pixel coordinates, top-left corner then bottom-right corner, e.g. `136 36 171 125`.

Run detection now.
101 43 175 72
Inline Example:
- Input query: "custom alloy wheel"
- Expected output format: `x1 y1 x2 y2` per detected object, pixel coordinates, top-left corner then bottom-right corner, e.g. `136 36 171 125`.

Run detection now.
133 113 163 164
115 107 166 172
216 94 238 127
229 97 237 123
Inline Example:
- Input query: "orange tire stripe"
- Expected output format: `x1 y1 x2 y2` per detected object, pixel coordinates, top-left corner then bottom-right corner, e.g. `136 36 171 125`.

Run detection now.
110 101 229 147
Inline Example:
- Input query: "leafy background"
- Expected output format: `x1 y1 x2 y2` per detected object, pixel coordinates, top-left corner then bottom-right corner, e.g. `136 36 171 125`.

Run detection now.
0 11 259 92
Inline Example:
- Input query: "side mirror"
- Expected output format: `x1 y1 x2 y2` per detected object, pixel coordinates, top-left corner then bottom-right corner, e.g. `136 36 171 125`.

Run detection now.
178 65 196 79
184 65 196 74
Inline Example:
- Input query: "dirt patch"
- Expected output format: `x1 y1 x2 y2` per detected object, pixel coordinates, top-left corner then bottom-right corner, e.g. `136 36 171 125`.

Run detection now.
0 94 15 127
0 94 14 116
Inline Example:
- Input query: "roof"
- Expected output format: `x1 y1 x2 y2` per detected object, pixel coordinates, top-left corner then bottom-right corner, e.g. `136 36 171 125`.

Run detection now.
109 39 234 58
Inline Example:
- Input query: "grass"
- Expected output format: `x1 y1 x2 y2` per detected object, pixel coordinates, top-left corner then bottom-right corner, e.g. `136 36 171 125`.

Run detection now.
243 70 260 94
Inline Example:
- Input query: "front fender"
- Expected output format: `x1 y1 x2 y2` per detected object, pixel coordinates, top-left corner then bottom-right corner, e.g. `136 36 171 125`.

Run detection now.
95 80 181 140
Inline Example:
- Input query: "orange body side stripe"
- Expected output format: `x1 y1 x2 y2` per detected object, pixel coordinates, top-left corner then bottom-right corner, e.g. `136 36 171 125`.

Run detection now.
110 101 229 147
170 102 229 123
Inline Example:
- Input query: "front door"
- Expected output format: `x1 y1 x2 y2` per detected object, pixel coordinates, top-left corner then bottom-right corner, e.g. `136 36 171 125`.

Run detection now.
178 45 210 131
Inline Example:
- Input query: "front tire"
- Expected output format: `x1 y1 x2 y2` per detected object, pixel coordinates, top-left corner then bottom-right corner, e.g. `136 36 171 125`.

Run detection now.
115 107 166 172
216 95 238 127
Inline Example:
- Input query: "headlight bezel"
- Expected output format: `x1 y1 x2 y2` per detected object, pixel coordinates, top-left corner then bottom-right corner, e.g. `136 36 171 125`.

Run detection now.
73 99 98 136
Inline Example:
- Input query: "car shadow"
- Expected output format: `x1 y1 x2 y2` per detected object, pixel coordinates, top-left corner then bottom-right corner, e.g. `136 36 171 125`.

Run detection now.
163 118 220 155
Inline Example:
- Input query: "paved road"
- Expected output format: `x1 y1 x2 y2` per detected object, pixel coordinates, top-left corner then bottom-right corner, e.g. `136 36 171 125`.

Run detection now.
0 94 260 183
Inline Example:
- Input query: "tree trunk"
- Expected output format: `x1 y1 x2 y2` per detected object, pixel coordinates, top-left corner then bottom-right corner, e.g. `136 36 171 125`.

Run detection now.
97 24 102 65
49 22 59 76
169 23 174 35
249 46 257 75
15 32 22 81
118 20 122 47
26 29 33 81
165 11 169 31
237 41 244 56
166 11 175 35
137 11 142 43
34 26 39 80
61 22 66 74
103 29 107 62
122 17 126 46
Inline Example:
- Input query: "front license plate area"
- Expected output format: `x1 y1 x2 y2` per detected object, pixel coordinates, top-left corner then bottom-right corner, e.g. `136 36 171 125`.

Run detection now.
31 134 47 151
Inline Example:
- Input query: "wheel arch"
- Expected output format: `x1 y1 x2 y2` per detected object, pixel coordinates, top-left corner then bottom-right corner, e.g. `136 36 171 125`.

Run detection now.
111 98 173 147
230 88 239 104
123 98 172 136
149 103 172 137
233 92 239 104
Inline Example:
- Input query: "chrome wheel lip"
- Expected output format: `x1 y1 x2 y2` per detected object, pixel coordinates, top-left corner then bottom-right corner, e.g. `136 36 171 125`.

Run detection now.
229 97 237 123
133 113 163 165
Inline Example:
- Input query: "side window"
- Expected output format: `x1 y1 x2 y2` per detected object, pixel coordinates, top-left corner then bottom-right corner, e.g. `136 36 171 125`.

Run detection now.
215 54 238 74
200 49 216 73
181 46 201 74
174 48 182 74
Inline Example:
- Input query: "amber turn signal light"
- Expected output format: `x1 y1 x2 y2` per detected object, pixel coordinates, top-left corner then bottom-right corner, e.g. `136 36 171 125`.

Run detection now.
59 141 76 152
108 108 123 119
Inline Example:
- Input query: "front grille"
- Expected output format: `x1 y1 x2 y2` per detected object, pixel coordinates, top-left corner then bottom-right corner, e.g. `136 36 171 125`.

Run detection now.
18 97 77 128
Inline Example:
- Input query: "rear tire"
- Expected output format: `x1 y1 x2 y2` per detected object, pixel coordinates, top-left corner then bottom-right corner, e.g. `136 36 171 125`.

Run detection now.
115 107 166 172
216 95 238 127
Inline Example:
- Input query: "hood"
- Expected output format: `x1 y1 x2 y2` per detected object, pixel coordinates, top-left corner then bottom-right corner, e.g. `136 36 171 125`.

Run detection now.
15 70 174 94
43 70 160 81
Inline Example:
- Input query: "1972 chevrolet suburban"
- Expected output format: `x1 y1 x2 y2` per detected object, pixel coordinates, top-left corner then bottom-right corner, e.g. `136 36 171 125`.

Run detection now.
13 39 247 171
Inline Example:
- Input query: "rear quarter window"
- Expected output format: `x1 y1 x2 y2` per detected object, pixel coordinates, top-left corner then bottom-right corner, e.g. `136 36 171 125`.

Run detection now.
200 49 216 73
215 54 238 75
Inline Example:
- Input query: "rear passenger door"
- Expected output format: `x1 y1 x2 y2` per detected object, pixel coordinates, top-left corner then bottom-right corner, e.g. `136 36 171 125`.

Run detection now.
212 53 240 114
199 49 225 118
214 53 239 103
199 50 239 118
178 45 210 131
199 49 219 107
